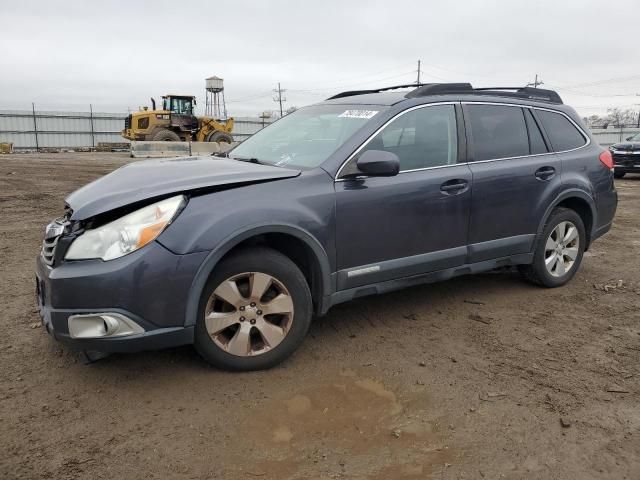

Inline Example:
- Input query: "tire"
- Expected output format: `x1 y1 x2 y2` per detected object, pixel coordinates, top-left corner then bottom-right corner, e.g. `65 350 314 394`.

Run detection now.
614 171 626 179
194 247 312 371
205 131 233 144
151 129 181 141
519 207 586 288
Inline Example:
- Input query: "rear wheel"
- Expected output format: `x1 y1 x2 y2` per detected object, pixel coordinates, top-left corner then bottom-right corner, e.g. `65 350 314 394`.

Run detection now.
205 131 233 144
194 248 312 371
151 129 181 141
614 171 626 179
519 207 585 287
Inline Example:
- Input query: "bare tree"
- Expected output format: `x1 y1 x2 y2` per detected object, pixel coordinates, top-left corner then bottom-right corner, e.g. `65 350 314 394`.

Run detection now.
583 114 606 128
606 108 636 128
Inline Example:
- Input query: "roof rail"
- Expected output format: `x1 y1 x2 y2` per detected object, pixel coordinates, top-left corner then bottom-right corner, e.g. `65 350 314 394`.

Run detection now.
326 83 563 104
404 83 473 98
326 83 423 100
471 87 563 104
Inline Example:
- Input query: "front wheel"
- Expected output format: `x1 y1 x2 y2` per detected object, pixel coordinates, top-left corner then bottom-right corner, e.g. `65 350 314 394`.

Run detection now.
519 207 585 287
194 247 312 371
614 171 626 179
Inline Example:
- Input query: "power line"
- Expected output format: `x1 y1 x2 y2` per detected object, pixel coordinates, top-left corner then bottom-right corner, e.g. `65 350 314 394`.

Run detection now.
297 62 415 90
552 73 640 90
226 91 273 103
288 70 416 94
545 84 639 98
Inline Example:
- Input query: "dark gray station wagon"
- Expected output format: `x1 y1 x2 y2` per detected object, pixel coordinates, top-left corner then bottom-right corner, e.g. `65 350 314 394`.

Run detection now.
36 83 617 370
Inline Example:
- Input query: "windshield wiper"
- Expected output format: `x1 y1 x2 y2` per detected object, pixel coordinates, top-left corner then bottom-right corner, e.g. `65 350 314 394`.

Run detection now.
230 155 263 165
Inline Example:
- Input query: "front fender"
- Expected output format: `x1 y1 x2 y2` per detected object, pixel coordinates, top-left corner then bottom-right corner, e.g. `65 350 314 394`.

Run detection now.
181 223 332 327
156 171 337 326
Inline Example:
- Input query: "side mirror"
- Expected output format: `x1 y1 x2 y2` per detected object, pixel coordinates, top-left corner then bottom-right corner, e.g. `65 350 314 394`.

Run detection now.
355 150 400 177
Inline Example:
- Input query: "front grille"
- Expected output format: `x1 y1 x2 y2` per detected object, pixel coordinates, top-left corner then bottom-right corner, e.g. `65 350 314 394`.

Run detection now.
41 214 71 267
41 236 59 266
124 114 132 129
613 153 640 165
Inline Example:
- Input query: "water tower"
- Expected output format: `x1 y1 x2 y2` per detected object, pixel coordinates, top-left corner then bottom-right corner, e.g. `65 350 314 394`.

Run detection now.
205 76 227 119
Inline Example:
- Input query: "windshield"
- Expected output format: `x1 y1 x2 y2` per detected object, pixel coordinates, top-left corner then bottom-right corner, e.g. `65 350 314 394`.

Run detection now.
229 104 387 169
631 132 640 141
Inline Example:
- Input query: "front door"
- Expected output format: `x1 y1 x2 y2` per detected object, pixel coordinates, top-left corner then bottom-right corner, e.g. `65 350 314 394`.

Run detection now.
335 103 472 290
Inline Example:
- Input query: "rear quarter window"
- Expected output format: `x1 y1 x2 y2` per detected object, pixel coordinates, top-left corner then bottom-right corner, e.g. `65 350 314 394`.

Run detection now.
536 110 587 152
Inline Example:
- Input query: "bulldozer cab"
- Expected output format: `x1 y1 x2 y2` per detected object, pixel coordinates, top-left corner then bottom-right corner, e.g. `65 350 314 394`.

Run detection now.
163 95 198 132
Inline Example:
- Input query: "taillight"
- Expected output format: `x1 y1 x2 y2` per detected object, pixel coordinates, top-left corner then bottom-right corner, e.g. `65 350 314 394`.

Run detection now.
599 150 614 170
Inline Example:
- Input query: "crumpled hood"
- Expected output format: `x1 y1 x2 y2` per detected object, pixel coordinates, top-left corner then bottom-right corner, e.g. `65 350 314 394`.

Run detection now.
66 156 300 220
611 141 640 151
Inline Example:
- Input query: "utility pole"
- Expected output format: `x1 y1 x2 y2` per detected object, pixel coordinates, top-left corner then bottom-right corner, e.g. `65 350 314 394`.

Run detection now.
273 82 286 117
89 104 95 149
32 102 39 152
527 74 544 89
416 60 421 85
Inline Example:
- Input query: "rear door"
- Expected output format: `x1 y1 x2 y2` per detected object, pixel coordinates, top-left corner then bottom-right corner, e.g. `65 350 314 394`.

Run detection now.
463 103 564 263
334 103 472 290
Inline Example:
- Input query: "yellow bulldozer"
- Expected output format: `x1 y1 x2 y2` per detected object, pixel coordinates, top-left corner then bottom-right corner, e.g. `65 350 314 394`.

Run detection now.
122 95 234 143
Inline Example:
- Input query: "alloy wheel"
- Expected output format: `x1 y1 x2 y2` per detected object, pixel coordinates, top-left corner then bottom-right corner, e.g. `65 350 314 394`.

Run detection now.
544 221 580 278
204 272 294 356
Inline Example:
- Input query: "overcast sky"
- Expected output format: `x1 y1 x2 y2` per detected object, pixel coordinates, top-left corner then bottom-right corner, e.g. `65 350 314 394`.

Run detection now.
1 0 639 117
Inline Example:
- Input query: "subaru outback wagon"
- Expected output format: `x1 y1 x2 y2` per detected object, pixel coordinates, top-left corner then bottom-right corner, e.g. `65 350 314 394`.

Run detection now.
36 83 617 370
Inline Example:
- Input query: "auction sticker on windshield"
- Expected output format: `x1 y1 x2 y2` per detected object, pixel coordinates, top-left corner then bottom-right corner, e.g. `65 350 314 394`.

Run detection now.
338 110 379 119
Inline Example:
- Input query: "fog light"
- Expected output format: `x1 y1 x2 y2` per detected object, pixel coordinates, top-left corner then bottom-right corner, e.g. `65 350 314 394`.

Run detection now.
68 313 144 339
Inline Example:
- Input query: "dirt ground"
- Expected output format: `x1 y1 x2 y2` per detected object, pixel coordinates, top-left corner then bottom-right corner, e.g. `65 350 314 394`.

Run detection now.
1 152 638 480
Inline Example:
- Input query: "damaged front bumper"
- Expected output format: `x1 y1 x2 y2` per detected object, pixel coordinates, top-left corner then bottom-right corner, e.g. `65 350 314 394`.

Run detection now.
35 241 208 353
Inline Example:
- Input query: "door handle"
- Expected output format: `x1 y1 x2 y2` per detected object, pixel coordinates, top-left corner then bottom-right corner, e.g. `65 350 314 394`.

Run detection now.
535 166 556 181
440 179 468 195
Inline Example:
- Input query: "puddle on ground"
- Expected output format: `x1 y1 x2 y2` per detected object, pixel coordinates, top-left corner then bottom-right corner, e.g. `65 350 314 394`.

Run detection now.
228 369 456 479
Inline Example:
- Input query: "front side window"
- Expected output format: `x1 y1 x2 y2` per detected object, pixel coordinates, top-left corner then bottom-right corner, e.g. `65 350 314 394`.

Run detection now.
536 110 587 152
467 105 529 161
230 105 387 169
352 104 458 172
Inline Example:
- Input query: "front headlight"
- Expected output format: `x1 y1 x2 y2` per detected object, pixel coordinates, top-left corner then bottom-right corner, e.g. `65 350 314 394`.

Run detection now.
65 195 185 261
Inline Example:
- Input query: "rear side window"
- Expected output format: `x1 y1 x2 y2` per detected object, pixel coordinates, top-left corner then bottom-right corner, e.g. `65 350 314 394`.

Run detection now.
524 109 548 154
466 105 529 161
536 110 586 152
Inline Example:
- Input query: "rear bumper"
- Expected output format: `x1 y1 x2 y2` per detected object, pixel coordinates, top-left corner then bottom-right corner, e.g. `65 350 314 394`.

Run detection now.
591 185 617 247
592 220 613 243
35 242 208 353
